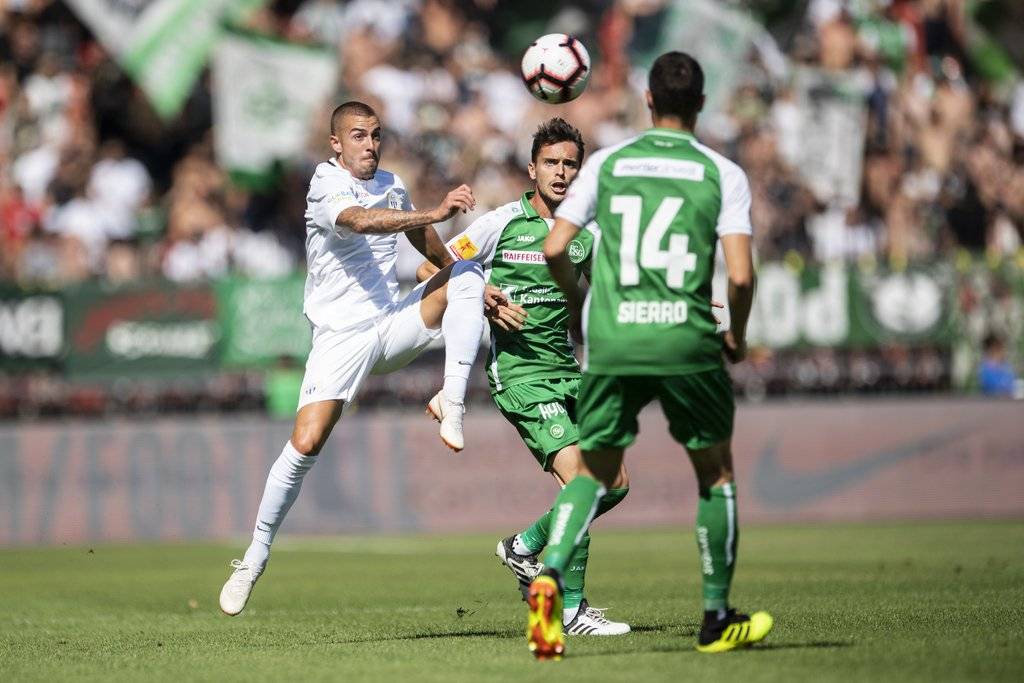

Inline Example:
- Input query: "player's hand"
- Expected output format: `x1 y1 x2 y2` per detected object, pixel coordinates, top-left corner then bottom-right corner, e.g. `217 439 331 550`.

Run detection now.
484 284 527 331
433 184 476 222
711 299 724 325
722 329 747 364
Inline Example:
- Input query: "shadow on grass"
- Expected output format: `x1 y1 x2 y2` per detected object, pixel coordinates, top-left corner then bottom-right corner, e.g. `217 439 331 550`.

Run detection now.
323 628 522 645
568 639 854 659
630 623 699 635
745 641 854 651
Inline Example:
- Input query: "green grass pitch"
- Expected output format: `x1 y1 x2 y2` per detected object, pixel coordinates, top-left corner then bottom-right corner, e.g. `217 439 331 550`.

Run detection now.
1 521 1021 682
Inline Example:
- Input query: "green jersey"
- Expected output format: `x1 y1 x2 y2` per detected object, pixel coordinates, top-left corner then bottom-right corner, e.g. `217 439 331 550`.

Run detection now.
445 192 594 392
555 128 753 376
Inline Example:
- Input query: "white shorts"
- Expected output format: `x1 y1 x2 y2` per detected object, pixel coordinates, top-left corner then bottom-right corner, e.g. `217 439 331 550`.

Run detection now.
297 281 441 410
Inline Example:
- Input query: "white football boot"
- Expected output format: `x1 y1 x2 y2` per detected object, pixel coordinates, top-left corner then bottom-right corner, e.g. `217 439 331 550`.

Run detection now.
426 390 465 452
219 559 262 616
564 599 631 636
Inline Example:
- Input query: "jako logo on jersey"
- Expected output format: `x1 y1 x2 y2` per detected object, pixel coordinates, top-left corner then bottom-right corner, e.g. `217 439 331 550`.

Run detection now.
516 234 536 243
539 402 567 420
452 236 478 259
567 240 586 263
501 250 545 264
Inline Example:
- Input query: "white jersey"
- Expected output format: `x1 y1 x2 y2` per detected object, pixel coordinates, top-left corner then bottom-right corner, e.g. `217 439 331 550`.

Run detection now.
303 158 414 331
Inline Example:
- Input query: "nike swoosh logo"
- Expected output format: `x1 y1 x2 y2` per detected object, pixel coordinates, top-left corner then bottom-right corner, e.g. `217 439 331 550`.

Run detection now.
458 361 472 365
753 424 971 506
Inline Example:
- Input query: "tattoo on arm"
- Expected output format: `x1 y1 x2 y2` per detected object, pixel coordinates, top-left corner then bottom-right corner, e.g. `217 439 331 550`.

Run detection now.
337 206 439 235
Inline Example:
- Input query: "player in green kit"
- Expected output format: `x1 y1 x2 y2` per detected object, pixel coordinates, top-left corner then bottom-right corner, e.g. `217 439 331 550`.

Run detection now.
525 52 773 659
419 119 631 636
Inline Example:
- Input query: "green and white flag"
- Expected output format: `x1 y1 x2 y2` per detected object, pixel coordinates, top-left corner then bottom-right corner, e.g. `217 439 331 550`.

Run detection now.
65 0 266 120
642 0 785 117
212 29 338 179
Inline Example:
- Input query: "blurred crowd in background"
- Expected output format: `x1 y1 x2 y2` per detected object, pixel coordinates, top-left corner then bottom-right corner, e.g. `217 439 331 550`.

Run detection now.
1 0 1021 417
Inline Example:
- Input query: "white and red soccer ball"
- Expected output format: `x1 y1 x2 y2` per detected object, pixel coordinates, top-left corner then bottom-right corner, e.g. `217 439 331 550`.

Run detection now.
520 33 591 104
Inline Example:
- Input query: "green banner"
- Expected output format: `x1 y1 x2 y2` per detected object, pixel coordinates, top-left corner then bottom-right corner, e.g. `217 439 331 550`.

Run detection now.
0 286 64 369
746 262 956 349
215 274 311 367
4 258 1018 379
64 0 268 120
64 282 220 377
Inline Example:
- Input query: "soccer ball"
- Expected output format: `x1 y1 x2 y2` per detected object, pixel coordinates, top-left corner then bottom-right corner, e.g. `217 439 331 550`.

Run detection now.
520 34 591 104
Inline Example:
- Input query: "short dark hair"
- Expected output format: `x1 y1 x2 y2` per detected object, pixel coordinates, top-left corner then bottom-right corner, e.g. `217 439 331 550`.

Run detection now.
331 101 378 135
648 51 704 124
530 117 585 164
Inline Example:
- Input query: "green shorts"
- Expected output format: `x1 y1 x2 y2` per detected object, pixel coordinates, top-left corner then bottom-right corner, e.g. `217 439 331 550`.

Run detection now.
577 367 734 452
492 376 580 470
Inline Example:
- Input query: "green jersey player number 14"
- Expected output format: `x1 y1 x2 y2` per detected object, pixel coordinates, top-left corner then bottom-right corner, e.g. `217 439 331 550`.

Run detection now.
611 194 697 325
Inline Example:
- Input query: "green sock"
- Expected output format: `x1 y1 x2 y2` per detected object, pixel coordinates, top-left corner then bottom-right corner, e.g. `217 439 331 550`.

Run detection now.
542 475 604 574
519 509 552 554
696 482 738 612
519 486 630 555
562 532 590 611
561 486 628 608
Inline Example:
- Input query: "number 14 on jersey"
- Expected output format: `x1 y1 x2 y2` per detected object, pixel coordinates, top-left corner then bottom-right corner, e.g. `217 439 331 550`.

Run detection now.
611 195 697 289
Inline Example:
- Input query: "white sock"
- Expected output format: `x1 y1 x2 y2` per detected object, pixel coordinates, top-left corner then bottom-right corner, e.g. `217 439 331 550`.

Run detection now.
563 605 581 625
242 441 317 570
512 534 535 556
441 259 484 403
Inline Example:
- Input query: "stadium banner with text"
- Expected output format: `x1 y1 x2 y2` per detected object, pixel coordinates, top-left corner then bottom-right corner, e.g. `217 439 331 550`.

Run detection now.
63 282 220 377
64 0 267 119
742 262 956 349
0 287 64 370
1 398 1021 546
215 274 311 367
0 259 997 375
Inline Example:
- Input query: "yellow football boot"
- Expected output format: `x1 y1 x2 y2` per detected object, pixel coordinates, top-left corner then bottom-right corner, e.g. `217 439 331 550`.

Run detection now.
696 610 774 653
526 573 565 660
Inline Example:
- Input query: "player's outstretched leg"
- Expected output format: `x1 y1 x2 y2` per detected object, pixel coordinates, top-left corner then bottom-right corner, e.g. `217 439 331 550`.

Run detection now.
688 440 773 652
501 496 631 634
500 446 631 634
423 260 485 451
220 401 341 615
525 473 605 658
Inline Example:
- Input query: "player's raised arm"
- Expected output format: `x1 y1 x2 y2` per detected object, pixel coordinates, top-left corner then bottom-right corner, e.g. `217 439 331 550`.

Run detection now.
337 184 475 235
543 217 585 313
545 142 600 317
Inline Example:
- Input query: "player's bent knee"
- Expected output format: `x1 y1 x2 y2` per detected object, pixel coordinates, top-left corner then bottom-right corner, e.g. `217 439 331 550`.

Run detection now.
290 429 328 457
449 259 484 294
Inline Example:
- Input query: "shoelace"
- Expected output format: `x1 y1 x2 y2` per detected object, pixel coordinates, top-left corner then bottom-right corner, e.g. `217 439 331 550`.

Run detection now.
583 606 613 625
227 559 258 587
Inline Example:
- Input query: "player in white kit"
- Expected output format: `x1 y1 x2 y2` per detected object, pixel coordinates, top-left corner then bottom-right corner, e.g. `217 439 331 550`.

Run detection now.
219 101 489 615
